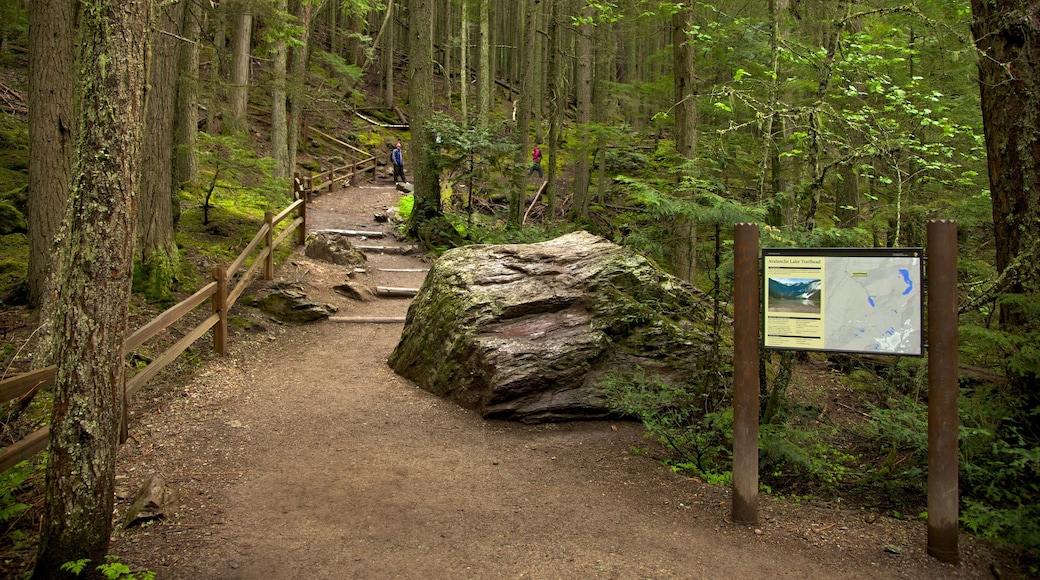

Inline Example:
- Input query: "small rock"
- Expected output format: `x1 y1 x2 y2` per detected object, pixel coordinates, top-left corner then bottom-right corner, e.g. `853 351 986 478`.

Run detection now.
754 529 763 535
864 512 878 524
882 545 902 555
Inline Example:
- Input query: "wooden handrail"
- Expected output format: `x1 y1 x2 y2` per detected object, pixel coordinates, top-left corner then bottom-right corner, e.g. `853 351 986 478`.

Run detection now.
228 223 271 278
0 366 55 403
0 182 308 472
124 282 218 353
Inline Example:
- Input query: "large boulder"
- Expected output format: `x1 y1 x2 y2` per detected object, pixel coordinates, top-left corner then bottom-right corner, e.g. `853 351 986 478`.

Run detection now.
388 231 720 423
305 231 367 268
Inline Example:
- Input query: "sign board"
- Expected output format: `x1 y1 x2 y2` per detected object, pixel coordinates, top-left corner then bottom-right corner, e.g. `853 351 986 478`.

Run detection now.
762 248 923 356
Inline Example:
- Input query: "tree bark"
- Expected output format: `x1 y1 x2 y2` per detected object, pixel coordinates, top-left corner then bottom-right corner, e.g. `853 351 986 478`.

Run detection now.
287 1 325 176
408 0 442 235
272 0 290 180
229 6 252 133
27 0 74 310
970 0 1040 329
571 3 593 220
510 0 539 227
137 0 185 301
32 0 150 576
173 0 205 222
476 0 491 126
671 6 698 283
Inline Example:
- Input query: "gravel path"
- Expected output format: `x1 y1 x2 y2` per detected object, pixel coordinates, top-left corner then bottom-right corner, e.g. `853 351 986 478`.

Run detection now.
108 181 1002 579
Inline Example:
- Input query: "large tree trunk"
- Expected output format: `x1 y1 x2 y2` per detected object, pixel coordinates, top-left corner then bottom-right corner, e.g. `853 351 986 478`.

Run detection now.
671 6 698 283
271 0 290 180
32 0 150 577
27 0 74 310
476 0 491 126
173 0 205 223
510 0 539 227
570 4 593 220
970 0 1040 330
287 1 325 177
408 0 441 234
228 6 252 133
137 0 185 302
545 0 561 219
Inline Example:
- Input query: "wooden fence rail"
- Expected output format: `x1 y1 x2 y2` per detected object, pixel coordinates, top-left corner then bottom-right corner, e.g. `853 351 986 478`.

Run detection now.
0 177 310 473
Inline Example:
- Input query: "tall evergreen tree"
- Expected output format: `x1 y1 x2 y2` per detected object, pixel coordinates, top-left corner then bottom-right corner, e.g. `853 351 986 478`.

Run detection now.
33 0 151 575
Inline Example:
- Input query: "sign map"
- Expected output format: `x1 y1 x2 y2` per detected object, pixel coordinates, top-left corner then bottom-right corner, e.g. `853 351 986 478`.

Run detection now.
763 249 923 356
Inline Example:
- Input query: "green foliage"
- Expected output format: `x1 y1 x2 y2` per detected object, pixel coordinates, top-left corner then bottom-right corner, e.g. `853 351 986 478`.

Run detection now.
602 368 732 479
194 133 289 226
61 556 155 580
760 423 858 491
0 233 27 301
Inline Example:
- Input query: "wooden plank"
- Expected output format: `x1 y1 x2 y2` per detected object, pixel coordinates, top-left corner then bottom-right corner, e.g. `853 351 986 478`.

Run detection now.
309 127 371 157
273 217 304 247
0 427 50 473
329 316 407 323
228 223 270 278
0 367 55 404
355 245 414 255
124 282 217 352
375 286 419 297
125 314 220 398
312 228 386 238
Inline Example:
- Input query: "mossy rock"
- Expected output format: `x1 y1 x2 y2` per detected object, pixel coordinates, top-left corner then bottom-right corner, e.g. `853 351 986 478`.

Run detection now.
0 201 26 234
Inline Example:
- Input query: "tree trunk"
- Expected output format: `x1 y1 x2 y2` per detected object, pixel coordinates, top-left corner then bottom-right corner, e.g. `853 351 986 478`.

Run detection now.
173 0 204 223
287 1 326 178
671 6 697 283
408 0 442 234
476 0 491 126
460 0 469 123
971 0 1040 330
229 6 252 133
510 0 539 227
571 4 592 220
545 0 561 219
27 0 74 310
272 0 290 180
32 0 150 577
137 0 185 302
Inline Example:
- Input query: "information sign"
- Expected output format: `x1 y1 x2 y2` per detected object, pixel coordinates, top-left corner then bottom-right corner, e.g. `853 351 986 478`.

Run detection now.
763 248 923 356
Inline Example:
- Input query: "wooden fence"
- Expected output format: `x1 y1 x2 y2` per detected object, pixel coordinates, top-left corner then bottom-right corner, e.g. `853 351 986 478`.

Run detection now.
304 127 378 196
0 177 310 473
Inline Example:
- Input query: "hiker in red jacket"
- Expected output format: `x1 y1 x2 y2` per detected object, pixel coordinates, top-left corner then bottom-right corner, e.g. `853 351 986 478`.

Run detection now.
527 145 543 179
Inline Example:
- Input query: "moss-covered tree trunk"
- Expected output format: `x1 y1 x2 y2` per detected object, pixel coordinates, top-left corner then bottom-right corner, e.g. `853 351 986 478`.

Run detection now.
32 0 150 577
137 0 185 302
27 0 74 309
971 1 1040 331
407 0 442 235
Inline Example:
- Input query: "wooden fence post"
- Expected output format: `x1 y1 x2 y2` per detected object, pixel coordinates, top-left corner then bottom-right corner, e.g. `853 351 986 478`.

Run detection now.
297 190 307 246
351 161 358 187
212 266 228 356
264 211 274 280
732 223 760 525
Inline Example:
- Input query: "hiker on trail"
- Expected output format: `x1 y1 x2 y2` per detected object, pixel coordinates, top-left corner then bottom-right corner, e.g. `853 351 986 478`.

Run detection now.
391 141 406 183
527 145 543 179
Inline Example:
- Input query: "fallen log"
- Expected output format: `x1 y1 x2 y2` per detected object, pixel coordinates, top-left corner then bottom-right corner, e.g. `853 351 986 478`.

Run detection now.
329 316 407 323
312 228 386 238
355 245 415 255
375 286 419 297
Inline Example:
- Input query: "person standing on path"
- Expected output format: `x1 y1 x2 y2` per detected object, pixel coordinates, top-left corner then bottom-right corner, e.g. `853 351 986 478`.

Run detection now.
527 144 543 179
391 141 406 184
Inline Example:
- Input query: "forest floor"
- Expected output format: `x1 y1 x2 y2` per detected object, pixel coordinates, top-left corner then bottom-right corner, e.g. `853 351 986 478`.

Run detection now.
89 176 1016 579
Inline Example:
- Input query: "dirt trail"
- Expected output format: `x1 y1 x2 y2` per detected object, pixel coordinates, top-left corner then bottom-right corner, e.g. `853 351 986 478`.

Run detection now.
109 182 1000 579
